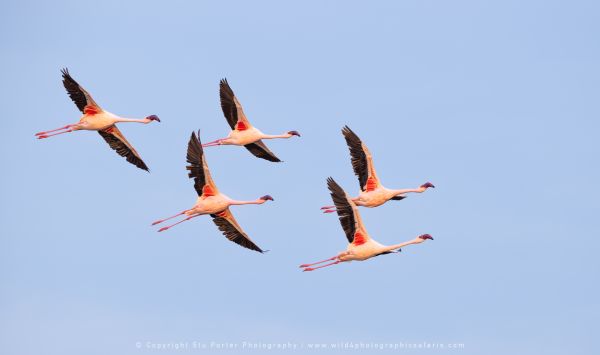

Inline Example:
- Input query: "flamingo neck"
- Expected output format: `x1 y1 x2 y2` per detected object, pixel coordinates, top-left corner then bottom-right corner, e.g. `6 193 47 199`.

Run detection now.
260 133 291 140
381 238 422 253
228 199 263 206
114 117 147 123
386 187 422 198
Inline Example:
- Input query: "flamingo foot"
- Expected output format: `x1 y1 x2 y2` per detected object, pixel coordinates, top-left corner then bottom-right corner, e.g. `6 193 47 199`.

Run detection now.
35 125 75 136
323 209 336 213
320 206 335 210
201 139 224 147
155 215 197 232
299 256 337 268
151 211 186 226
36 129 73 139
301 260 340 271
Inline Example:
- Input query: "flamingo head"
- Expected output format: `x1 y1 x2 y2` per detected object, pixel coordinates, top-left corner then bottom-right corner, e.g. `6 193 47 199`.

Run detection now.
418 234 434 241
146 115 161 122
259 195 274 202
420 182 435 189
287 130 301 137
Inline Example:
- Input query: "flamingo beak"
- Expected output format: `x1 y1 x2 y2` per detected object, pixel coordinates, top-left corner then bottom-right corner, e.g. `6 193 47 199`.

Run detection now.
288 130 301 137
147 115 161 122
421 182 435 188
419 234 434 240
260 195 274 201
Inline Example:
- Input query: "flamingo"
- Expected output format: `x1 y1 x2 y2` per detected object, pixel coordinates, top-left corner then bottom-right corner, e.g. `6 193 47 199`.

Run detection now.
320 126 434 213
35 68 160 171
152 131 273 253
301 178 433 272
201 79 300 162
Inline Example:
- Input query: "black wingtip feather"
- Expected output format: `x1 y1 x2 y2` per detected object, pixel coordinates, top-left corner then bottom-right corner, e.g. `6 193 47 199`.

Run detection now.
61 67 90 112
390 195 407 201
210 214 265 253
186 130 208 196
341 126 369 191
244 142 282 162
97 130 150 171
326 177 357 243
219 78 239 130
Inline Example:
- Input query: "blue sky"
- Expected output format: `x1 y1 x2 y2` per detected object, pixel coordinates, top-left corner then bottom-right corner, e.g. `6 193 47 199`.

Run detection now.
1 0 599 354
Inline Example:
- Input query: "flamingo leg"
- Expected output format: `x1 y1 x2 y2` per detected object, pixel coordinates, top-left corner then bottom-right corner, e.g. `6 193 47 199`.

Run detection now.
302 260 341 272
203 138 221 144
322 209 337 213
157 214 202 232
201 138 225 147
151 211 187 225
320 206 335 210
299 256 337 268
35 124 77 136
37 129 74 139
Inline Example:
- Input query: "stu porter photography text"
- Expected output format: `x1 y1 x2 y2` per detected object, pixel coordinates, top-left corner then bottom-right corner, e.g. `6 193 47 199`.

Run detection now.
135 340 466 351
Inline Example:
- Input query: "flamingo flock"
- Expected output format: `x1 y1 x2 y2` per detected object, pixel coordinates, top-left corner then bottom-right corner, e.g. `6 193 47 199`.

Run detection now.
36 68 436 272
300 178 433 272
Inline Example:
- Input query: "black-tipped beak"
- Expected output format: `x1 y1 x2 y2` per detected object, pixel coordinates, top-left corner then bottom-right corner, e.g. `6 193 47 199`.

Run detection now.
288 130 301 137
147 115 161 122
421 182 435 188
260 195 274 201
419 234 434 240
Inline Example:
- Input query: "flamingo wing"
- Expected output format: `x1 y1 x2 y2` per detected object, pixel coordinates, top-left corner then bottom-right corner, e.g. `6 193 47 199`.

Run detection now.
98 125 149 171
244 140 282 162
327 177 370 245
389 195 407 201
342 126 381 191
61 68 102 114
219 78 252 131
186 131 219 196
210 209 265 253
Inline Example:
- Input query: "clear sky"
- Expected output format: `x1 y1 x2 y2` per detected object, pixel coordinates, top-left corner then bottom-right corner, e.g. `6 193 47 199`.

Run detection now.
1 1 598 354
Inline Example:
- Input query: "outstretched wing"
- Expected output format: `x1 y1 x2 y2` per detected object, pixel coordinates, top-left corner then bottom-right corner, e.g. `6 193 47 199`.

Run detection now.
98 125 149 171
219 78 252 131
244 140 282 162
327 177 370 245
342 126 380 191
61 68 102 114
186 131 219 196
210 209 265 253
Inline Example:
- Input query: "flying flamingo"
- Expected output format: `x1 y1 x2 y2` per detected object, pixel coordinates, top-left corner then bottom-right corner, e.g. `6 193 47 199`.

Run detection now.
201 79 301 162
152 131 273 253
320 126 434 213
301 178 433 272
35 68 160 171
